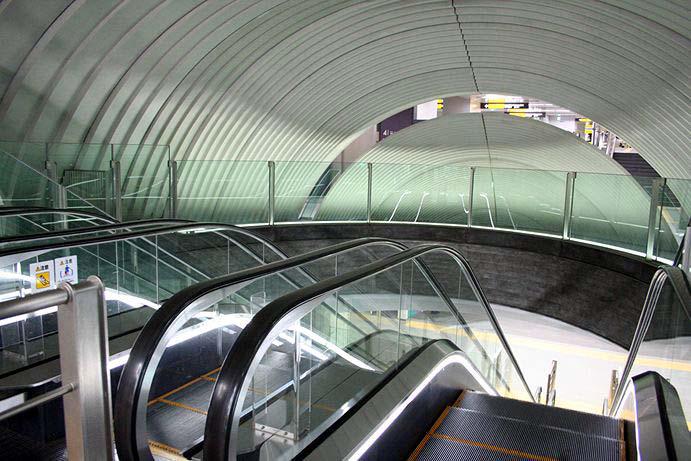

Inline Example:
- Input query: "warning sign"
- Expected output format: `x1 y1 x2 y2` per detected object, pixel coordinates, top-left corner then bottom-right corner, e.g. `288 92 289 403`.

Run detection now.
29 261 55 293
55 255 78 284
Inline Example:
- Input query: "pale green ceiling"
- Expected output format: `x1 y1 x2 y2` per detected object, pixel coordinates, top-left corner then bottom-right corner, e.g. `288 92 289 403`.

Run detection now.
0 0 688 213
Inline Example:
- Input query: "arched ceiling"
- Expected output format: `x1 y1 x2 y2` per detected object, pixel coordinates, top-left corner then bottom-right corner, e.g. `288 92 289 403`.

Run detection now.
318 112 647 227
351 112 629 172
0 0 688 182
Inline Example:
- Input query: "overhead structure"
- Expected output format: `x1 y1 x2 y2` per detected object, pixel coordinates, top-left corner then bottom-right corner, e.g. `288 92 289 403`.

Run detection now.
0 1 688 213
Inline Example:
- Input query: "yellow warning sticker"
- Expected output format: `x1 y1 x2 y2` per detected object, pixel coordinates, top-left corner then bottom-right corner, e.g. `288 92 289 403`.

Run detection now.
35 271 51 289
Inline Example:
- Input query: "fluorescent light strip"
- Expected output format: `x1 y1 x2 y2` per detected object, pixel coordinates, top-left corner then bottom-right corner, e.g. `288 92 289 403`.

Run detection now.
346 354 496 460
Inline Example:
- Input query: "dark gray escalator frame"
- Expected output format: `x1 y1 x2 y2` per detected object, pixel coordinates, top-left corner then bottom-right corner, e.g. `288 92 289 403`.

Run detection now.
632 371 691 461
203 244 534 460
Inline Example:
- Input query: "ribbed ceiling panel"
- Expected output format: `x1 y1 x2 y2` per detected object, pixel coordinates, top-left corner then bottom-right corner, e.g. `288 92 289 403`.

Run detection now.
0 1 687 203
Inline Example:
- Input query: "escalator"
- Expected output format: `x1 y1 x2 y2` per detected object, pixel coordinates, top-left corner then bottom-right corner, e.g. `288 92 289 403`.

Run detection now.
0 216 406 457
112 241 689 460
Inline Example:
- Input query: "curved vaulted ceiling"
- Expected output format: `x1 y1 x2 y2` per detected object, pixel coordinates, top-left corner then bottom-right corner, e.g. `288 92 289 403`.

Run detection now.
0 1 688 190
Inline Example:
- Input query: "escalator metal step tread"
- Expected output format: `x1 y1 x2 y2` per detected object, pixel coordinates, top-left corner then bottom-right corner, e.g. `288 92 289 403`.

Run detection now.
437 407 621 461
460 391 621 439
415 436 537 461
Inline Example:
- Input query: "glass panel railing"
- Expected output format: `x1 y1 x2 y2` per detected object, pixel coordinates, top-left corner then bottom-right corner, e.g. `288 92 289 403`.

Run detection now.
312 162 368 222
115 144 171 221
203 244 532 460
0 219 179 251
176 160 268 224
0 224 286 376
473 167 566 236
370 163 471 225
656 179 691 262
46 142 114 214
113 239 405 459
571 172 652 254
0 209 113 237
0 148 111 217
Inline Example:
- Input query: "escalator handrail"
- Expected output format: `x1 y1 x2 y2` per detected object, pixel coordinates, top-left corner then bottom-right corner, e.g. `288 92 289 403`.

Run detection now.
203 243 534 460
0 221 280 260
0 218 192 245
609 265 690 415
113 237 414 461
0 206 114 222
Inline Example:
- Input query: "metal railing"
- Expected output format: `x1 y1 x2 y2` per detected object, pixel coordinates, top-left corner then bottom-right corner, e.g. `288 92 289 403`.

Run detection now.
0 277 114 460
2 143 688 263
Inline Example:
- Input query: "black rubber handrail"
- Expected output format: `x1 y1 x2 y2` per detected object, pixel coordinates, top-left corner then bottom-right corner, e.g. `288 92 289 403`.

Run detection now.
0 218 190 245
609 265 690 415
113 237 416 461
0 206 114 222
203 243 533 460
0 221 290 265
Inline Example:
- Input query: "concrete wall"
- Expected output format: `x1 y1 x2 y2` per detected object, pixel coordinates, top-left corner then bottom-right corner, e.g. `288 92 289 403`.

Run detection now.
250 223 657 348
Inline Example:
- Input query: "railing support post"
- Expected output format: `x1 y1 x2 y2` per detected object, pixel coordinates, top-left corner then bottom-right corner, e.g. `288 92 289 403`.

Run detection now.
268 161 275 225
169 160 178 218
366 162 373 223
58 277 114 460
682 226 690 273
467 166 475 227
111 159 122 221
646 178 665 260
562 172 576 240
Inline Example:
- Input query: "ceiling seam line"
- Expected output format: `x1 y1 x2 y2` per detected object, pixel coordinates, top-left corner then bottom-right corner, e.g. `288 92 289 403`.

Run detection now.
452 0 496 217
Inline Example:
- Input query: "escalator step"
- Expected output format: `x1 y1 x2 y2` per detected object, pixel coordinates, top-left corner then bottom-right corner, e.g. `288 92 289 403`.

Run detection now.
415 436 538 461
436 407 621 461
459 391 621 439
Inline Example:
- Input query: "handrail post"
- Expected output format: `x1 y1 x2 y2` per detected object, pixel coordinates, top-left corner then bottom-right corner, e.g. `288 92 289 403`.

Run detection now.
562 172 576 240
683 226 690 273
468 166 475 227
268 161 276 225
646 178 665 260
366 162 373 223
58 276 114 460
169 160 178 218
111 159 123 222
44 160 67 220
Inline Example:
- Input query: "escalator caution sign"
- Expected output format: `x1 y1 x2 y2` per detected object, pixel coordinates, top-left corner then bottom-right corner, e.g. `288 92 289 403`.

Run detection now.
29 261 55 293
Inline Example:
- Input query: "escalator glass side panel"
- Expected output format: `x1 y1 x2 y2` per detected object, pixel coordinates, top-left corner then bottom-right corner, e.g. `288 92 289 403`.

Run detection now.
626 271 691 428
131 241 402 458
204 244 532 461
0 209 113 238
0 224 285 377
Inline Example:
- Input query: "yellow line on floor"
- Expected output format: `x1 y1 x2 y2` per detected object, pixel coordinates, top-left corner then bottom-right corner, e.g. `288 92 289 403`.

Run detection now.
401 318 691 372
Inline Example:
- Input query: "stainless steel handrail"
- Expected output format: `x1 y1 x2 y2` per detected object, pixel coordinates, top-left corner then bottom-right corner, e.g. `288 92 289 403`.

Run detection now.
0 277 113 459
203 243 534 460
609 265 690 415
